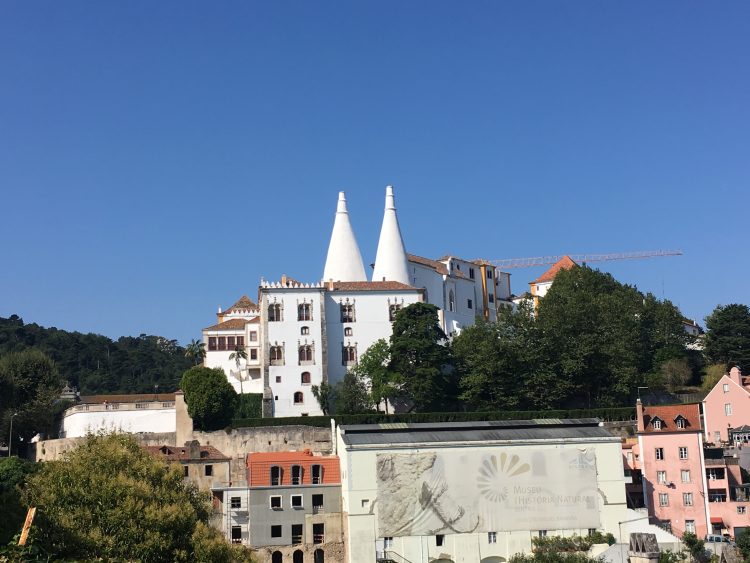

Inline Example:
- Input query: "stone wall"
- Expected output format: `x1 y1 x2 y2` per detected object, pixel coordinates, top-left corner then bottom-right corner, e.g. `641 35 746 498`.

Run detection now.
30 432 177 462
252 541 345 563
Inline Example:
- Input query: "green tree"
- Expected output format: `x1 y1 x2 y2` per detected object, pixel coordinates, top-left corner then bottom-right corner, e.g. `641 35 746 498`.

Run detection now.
705 304 750 373
334 368 374 414
702 363 727 391
228 345 248 395
185 339 207 366
354 339 394 413
656 358 693 392
736 529 750 559
311 382 334 416
388 302 456 412
22 433 248 562
681 532 708 563
180 367 236 430
0 456 37 544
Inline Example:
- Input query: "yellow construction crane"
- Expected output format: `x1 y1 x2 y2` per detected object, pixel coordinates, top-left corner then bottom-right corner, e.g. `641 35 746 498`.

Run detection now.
488 249 683 270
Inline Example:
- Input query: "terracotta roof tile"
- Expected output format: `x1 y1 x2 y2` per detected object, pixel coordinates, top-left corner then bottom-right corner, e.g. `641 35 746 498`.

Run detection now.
226 295 258 312
641 403 701 433
331 281 418 291
203 318 251 331
408 254 449 275
79 393 176 404
144 444 230 462
531 256 578 284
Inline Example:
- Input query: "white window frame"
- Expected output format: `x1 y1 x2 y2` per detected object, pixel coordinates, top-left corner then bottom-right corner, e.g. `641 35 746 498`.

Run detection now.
686 520 696 533
676 418 685 429
655 448 664 460
681 470 690 483
679 447 688 460
269 495 282 510
383 537 393 549
657 471 667 484
738 506 747 514
725 403 733 416
653 419 662 430
723 383 729 393
488 531 497 544
683 492 693 506
659 493 669 507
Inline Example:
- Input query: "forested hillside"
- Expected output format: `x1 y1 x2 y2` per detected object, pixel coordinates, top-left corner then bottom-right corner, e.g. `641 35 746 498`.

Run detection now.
0 315 192 394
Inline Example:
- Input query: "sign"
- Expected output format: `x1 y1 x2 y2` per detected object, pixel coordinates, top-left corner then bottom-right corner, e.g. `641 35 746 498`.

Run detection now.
376 448 600 536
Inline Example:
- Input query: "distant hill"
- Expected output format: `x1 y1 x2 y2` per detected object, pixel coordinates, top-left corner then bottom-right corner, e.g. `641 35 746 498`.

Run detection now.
0 315 192 395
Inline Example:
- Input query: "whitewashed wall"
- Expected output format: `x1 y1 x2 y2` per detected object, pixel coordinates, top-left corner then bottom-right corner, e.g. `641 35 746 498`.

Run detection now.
61 407 176 438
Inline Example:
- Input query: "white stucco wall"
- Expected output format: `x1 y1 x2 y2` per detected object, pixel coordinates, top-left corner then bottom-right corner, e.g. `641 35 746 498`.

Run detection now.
337 431 629 563
61 407 176 438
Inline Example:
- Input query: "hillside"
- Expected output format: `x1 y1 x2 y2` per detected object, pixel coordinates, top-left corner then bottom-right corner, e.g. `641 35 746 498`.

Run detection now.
0 315 192 395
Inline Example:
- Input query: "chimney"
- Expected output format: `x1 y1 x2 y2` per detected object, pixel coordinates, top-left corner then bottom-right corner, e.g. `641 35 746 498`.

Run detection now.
328 278 334 291
186 440 201 460
281 274 288 286
636 399 645 432
729 366 742 386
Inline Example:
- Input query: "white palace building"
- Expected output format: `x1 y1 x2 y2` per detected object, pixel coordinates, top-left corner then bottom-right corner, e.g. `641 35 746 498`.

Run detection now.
202 187 514 417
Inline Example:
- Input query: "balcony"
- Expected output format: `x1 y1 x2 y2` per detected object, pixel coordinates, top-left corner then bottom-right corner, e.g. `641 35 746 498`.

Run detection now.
708 494 727 503
312 505 325 514
313 534 325 544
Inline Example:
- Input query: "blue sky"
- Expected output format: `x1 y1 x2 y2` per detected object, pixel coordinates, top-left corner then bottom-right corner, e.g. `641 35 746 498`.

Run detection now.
1 2 748 344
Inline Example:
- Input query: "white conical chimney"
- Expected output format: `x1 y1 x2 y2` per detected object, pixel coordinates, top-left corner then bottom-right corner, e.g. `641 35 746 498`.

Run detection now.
372 185 410 285
323 192 367 282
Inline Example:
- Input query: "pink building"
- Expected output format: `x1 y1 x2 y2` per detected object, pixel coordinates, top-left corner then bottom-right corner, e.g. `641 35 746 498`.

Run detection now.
702 367 750 444
636 401 710 538
632 400 750 539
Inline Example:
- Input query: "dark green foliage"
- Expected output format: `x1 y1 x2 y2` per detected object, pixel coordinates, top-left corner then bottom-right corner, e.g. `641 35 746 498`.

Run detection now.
180 367 237 431
235 393 263 419
510 552 603 563
0 350 64 449
704 304 750 373
21 433 250 563
681 532 708 563
231 405 636 428
356 339 394 412
388 303 456 412
334 368 374 414
311 382 334 416
536 267 692 407
659 550 688 563
0 315 192 395
0 457 37 545
736 529 750 559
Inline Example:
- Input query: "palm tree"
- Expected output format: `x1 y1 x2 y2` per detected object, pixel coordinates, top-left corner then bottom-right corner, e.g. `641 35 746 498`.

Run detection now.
184 339 206 366
228 345 248 395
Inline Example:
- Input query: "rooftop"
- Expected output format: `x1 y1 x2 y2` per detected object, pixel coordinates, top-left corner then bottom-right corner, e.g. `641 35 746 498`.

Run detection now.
226 295 258 312
79 393 176 404
330 281 418 292
144 444 230 462
203 317 255 331
530 255 578 284
339 418 616 446
407 254 449 275
639 403 701 434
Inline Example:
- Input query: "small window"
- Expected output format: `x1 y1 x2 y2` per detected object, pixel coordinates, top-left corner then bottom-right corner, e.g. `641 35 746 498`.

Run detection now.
291 494 303 508
467 299 473 309
276 375 282 383
487 269 493 278
301 371 311 385
269 303 283 322
301 326 310 335
183 465 189 477
291 524 303 544
538 530 548 538
469 268 475 279
683 493 693 506
231 526 242 544
738 506 747 514
686 520 696 533
314 494 325 512
341 303 356 323
205 465 213 477
488 531 497 544
298 303 312 321
249 331 258 342
250 348 258 360
659 493 669 506
342 345 357 366
676 418 685 429
227 336 235 349
489 294 494 303
299 344 314 365
218 336 226 350
657 471 667 484
681 470 690 483
344 327 353 337
388 303 402 321
384 537 393 549
714 431 721 442
313 523 324 544
679 447 688 460
725 403 733 416
653 419 662 430
270 345 284 366
271 466 282 486
588 529 597 537
723 383 729 393
270 495 282 509
311 464 323 484
360 498 368 510
436 534 444 546
448 290 455 312
294 391 304 404
208 337 217 351
655 448 664 460
291 465 303 485
271 525 282 538
231 496 241 509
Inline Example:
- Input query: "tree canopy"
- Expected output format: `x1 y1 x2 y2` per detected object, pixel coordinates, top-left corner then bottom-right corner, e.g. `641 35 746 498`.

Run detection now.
180 367 237 431
704 303 750 373
22 433 248 562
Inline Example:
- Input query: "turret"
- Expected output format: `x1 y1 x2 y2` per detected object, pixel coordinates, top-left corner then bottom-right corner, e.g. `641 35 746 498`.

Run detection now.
323 192 367 282
372 185 410 285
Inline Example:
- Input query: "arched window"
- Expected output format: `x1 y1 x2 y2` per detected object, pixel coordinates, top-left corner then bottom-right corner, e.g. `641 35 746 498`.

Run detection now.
388 304 402 321
301 371 311 385
299 344 314 365
448 290 455 312
298 303 312 321
270 345 284 366
291 464 303 485
293 551 304 563
311 464 323 484
342 345 357 366
341 303 355 323
301 326 310 335
268 303 283 322
344 327 353 337
272 552 283 563
294 391 304 404
270 465 282 486
314 548 325 563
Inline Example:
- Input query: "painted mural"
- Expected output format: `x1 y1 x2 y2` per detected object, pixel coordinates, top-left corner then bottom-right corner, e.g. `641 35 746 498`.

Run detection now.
376 449 601 536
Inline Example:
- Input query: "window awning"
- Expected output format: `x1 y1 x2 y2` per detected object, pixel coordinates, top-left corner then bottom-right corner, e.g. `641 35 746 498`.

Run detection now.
710 517 723 524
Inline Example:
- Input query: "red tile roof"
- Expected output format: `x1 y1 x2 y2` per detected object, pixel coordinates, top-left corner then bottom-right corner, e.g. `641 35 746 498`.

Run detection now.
640 403 702 433
331 281 417 291
531 256 578 284
144 444 230 462
226 295 258 311
203 318 253 331
408 254 449 275
247 450 341 487
79 393 176 404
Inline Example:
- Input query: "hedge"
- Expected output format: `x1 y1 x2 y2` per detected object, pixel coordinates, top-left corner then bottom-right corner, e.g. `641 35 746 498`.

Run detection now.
230 406 636 429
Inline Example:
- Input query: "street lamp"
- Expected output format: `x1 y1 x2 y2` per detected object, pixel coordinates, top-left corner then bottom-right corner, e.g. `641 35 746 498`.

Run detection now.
8 412 18 457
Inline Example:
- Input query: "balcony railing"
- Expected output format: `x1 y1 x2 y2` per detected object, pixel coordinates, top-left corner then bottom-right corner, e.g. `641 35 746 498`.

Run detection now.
708 494 727 502
312 505 324 514
313 534 325 544
291 534 303 544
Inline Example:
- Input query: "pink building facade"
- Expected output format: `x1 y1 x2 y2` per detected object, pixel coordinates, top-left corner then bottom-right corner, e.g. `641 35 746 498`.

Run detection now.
702 367 750 444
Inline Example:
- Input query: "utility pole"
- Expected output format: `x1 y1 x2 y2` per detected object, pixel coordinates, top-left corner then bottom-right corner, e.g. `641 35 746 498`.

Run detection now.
8 412 18 457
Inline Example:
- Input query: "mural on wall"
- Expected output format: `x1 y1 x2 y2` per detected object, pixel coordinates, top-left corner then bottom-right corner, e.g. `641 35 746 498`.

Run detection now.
376 449 601 536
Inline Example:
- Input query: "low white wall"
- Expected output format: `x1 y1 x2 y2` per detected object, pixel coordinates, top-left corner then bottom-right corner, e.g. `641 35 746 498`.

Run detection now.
61 408 176 438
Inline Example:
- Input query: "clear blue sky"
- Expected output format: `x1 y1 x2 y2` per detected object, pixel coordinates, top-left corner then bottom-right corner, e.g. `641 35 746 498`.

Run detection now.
1 2 748 344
